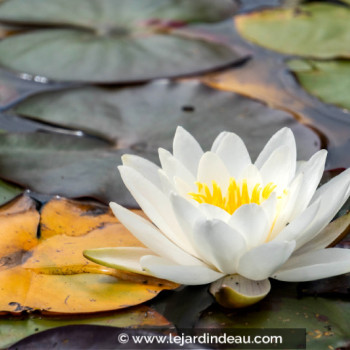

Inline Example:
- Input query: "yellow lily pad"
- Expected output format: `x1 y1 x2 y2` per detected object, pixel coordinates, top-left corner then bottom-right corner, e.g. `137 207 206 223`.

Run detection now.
0 196 177 314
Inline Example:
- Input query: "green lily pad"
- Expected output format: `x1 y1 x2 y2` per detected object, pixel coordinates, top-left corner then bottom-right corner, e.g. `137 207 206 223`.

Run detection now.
0 0 240 83
10 326 194 350
236 3 350 58
0 306 171 349
0 0 237 26
197 281 350 349
4 82 320 205
288 59 350 111
0 132 130 205
12 82 320 156
0 151 22 204
0 68 73 112
0 178 21 205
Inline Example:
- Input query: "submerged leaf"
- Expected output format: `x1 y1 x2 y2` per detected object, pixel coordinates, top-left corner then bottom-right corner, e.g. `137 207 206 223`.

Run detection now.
298 273 350 297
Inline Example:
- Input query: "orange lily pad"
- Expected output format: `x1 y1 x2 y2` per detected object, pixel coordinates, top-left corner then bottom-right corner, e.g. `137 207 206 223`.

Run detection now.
0 195 177 314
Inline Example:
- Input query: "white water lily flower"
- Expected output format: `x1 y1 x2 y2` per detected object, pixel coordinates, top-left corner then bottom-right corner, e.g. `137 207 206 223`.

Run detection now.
85 127 350 297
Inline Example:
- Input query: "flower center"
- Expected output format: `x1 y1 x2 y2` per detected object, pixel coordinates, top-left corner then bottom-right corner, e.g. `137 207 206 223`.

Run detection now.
188 178 276 215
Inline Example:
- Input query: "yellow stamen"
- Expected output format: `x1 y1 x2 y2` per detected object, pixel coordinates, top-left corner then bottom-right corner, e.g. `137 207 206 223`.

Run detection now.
189 177 277 215
262 183 276 200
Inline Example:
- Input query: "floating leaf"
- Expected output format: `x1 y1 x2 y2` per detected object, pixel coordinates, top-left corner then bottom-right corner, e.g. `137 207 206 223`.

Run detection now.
288 59 350 111
9 326 198 350
7 82 321 204
39 197 125 238
0 133 131 204
0 195 176 314
0 26 8 38
0 0 241 83
0 0 237 25
0 24 25 40
236 3 350 58
12 82 320 153
0 178 21 206
238 0 301 13
202 56 350 169
0 68 73 111
0 306 171 349
197 281 350 349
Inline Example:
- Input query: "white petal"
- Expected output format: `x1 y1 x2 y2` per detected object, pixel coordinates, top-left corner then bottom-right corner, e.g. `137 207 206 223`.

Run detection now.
159 148 195 185
296 160 306 173
118 166 191 252
260 193 277 227
255 127 296 176
158 169 175 196
240 164 263 190
269 173 303 239
228 204 270 247
84 247 153 275
170 194 205 249
122 154 160 188
197 152 230 190
290 150 327 219
294 212 350 255
110 203 202 266
259 145 294 189
311 168 350 204
173 126 203 176
273 200 321 243
294 174 350 249
237 240 296 280
211 131 228 152
140 255 224 285
192 218 247 274
213 132 251 178
198 203 231 222
274 248 350 282
174 176 196 197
